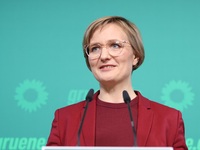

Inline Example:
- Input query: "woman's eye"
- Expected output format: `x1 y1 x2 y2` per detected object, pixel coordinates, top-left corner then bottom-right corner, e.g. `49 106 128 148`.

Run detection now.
90 46 100 52
110 43 122 49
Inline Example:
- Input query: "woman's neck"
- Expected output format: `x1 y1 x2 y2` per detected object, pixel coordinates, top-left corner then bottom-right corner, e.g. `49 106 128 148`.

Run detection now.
98 82 136 103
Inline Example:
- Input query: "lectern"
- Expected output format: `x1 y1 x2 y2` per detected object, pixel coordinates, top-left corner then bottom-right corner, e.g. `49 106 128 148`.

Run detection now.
42 146 173 150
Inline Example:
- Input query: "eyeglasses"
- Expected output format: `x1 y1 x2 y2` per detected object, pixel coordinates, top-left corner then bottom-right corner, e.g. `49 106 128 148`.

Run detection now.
85 40 130 60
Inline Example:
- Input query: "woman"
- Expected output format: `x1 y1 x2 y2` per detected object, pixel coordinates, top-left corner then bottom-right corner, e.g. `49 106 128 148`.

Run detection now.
46 16 188 150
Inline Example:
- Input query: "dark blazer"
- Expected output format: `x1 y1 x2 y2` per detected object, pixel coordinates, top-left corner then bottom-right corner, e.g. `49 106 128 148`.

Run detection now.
46 91 188 150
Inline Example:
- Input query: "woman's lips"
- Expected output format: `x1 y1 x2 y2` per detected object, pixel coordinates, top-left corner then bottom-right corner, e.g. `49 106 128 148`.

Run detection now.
99 65 116 70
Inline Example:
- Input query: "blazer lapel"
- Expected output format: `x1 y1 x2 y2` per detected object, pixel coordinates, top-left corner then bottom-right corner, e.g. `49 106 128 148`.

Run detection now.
137 92 154 146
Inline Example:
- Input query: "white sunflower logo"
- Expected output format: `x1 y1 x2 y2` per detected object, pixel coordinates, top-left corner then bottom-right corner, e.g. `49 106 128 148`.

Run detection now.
15 79 48 113
161 80 194 112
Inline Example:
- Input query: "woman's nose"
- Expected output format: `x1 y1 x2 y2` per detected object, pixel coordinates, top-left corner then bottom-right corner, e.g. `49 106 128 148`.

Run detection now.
99 47 111 60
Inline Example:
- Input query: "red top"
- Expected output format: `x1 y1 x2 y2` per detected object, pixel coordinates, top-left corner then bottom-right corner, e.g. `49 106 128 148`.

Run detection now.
95 97 138 146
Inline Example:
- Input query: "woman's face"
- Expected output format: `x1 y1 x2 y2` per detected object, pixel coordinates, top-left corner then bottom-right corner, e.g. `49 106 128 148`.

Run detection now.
88 23 138 86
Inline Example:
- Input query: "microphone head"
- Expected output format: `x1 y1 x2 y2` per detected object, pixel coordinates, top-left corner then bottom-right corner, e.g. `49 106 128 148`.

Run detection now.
86 89 94 102
122 90 131 104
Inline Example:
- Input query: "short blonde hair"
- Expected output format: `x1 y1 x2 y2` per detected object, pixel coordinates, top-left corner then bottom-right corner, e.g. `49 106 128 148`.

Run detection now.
82 16 145 71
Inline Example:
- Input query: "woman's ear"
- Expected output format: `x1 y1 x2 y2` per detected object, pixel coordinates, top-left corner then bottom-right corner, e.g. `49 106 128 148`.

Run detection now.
132 56 139 66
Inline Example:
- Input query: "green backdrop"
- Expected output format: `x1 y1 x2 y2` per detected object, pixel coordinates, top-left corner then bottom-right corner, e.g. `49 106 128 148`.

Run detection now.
0 0 199 150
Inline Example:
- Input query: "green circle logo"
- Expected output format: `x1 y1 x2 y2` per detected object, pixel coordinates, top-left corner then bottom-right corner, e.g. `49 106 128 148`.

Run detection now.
15 79 48 113
161 80 194 112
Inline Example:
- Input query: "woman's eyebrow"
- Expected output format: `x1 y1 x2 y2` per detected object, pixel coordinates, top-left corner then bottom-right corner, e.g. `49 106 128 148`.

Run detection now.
90 39 120 45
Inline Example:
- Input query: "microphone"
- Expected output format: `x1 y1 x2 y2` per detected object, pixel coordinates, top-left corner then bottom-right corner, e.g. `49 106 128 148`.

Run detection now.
77 88 94 146
122 90 137 146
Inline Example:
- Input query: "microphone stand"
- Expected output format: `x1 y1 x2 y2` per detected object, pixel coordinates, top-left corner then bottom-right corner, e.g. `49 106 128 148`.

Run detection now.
76 89 94 146
123 90 137 146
